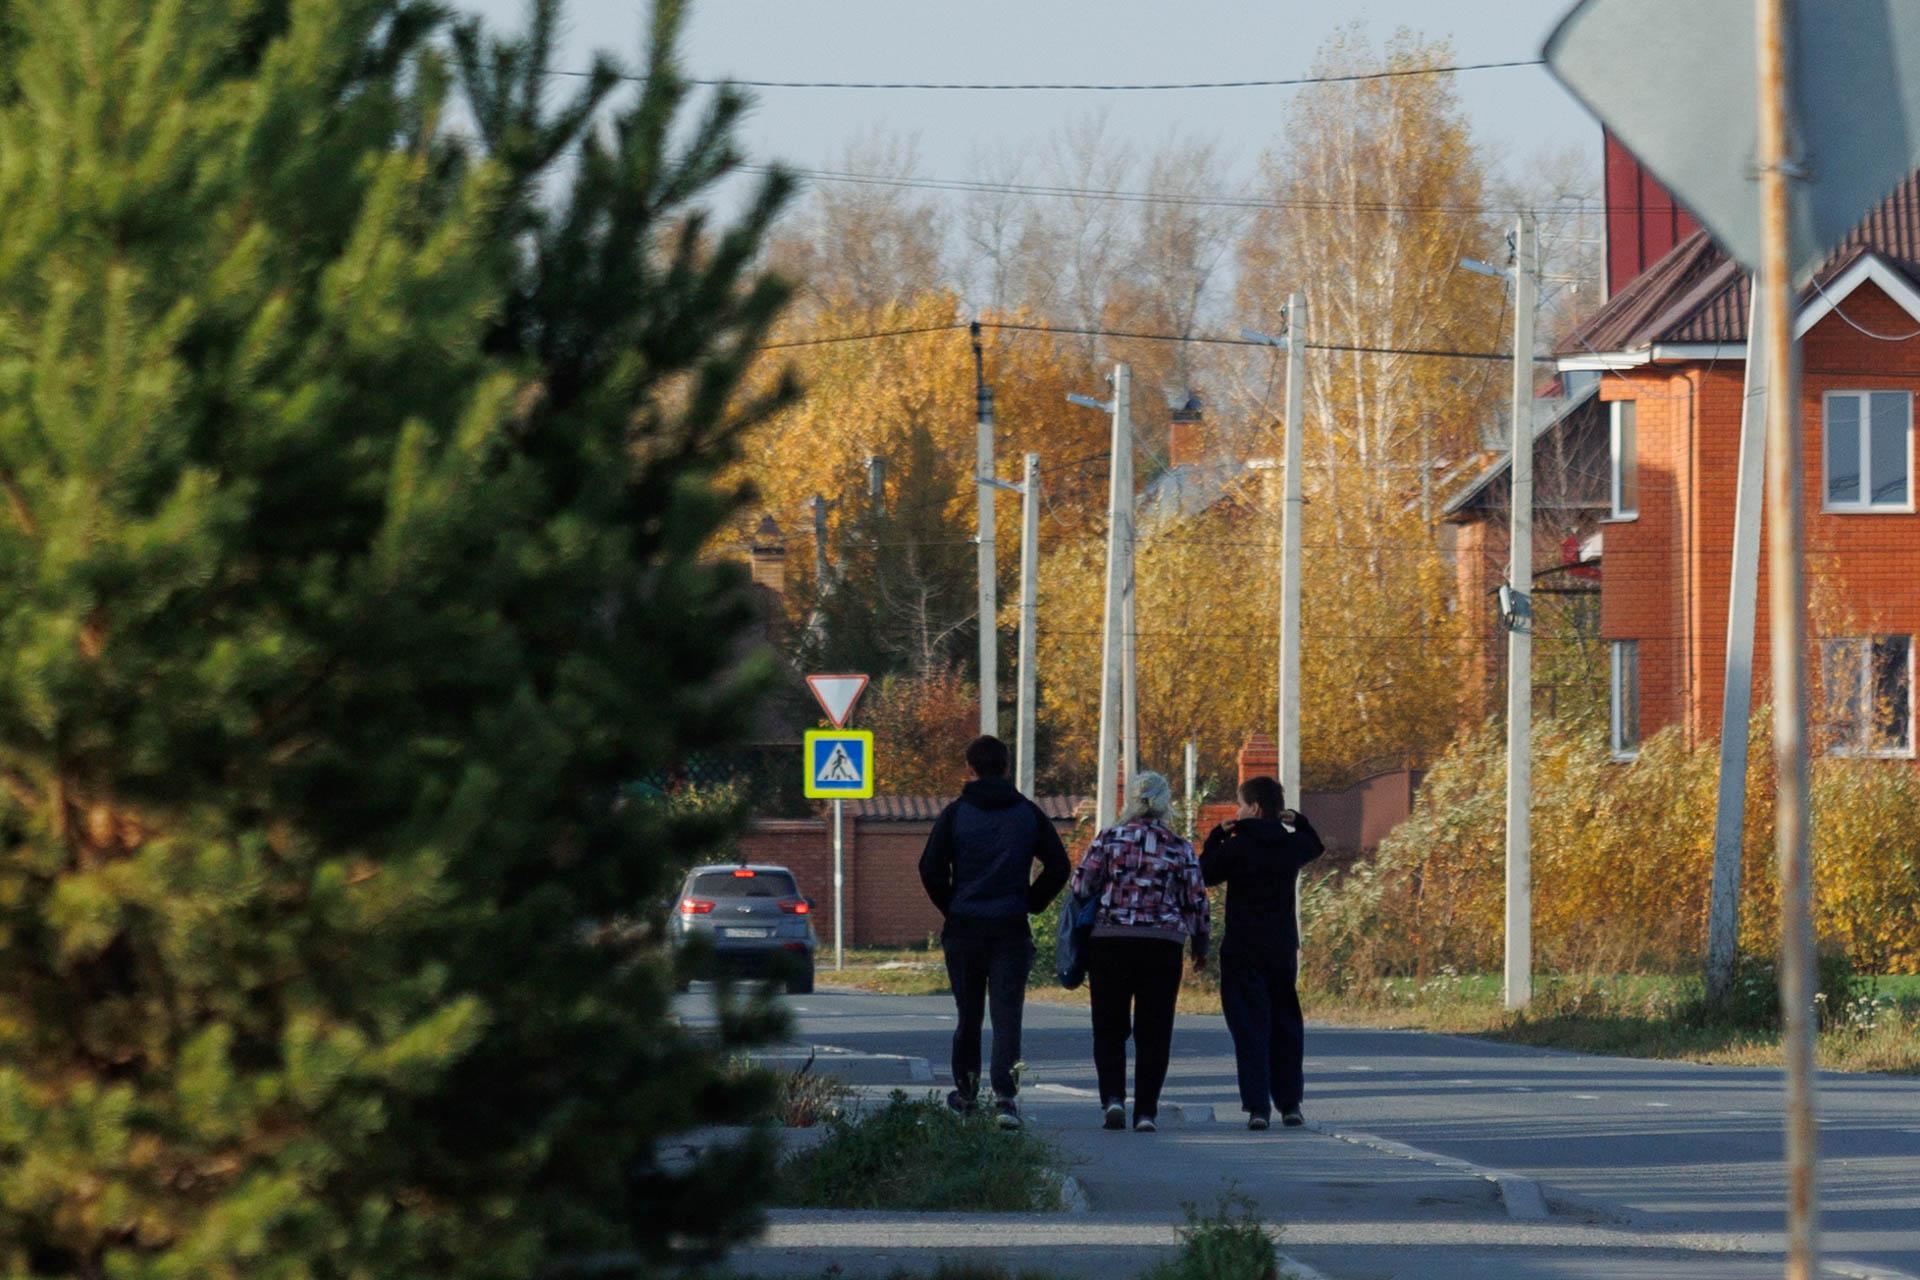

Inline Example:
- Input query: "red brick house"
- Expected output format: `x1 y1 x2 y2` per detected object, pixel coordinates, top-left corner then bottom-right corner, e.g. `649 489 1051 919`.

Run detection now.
1557 173 1920 759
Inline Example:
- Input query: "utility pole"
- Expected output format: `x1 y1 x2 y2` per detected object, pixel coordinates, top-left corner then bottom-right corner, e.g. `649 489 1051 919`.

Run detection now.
972 323 998 737
1071 366 1132 830
1706 281 1769 1003
1466 215 1540 1011
1122 534 1138 790
1755 3 1819 1272
1278 293 1307 804
1016 453 1041 796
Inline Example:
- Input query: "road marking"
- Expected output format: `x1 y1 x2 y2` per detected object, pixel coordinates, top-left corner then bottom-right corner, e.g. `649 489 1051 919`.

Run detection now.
1506 1086 1536 1093
1644 1101 1672 1108
1347 1064 1375 1071
1570 1094 1600 1100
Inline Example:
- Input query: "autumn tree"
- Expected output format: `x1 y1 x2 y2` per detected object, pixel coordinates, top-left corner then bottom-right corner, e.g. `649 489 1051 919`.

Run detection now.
769 131 948 316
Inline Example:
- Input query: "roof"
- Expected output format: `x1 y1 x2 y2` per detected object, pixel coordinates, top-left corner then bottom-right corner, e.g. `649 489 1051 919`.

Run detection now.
841 795 1086 822
1439 381 1603 520
1562 171 1920 357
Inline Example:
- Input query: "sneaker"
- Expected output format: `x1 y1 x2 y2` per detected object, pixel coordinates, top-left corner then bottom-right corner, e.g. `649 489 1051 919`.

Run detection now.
1281 1108 1305 1128
1102 1102 1127 1131
1134 1114 1157 1133
946 1090 977 1116
1248 1114 1271 1131
995 1098 1023 1131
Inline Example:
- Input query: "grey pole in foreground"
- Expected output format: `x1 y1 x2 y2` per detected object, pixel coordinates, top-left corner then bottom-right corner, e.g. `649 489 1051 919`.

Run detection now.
972 324 998 736
1706 281 1769 1003
1122 509 1138 791
1016 453 1041 796
1278 292 1307 805
1504 214 1538 1012
1755 2 1819 1273
831 798 844 970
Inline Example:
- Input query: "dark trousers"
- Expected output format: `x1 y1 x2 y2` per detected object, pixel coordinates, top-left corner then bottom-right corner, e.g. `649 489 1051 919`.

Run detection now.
1220 951 1305 1117
1087 937 1184 1118
943 921 1034 1100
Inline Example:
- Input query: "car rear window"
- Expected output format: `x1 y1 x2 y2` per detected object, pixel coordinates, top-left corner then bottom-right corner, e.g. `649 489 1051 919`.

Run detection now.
690 870 799 898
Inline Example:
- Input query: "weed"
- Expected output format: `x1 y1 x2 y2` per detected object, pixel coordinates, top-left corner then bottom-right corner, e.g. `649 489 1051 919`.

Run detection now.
778 1092 1064 1212
1141 1193 1279 1280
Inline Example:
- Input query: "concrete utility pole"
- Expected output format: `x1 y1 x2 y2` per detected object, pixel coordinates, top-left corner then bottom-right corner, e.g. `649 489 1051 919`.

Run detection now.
972 323 998 737
1072 366 1133 831
1504 215 1539 1012
1016 453 1041 796
1278 292 1307 804
1706 281 1769 1003
1122 537 1138 790
1755 4 1819 1272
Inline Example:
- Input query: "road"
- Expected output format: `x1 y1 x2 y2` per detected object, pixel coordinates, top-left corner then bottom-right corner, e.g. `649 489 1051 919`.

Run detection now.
681 985 1920 1278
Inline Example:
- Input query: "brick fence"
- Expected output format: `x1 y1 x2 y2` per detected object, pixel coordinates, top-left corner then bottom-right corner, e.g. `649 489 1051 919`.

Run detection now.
731 735 1422 948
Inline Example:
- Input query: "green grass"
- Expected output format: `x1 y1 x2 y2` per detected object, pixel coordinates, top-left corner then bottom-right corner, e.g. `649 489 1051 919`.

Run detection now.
1140 1194 1281 1280
777 1092 1065 1212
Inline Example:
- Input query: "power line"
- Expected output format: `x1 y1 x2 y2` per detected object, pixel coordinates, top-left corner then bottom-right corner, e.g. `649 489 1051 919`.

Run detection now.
553 58 1547 93
758 321 966 350
980 319 1550 362
747 164 1607 219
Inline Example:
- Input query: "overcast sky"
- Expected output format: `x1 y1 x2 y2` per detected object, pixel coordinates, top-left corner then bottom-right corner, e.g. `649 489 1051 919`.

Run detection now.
451 0 1604 192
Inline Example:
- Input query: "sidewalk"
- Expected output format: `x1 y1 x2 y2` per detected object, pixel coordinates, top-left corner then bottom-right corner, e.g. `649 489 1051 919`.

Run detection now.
729 1086 1905 1280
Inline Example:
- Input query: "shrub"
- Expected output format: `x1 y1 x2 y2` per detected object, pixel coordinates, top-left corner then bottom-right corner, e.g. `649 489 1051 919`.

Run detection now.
778 1093 1063 1212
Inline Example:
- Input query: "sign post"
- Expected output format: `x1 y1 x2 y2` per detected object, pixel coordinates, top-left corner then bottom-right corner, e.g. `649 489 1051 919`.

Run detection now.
805 674 871 970
1546 6 1920 1272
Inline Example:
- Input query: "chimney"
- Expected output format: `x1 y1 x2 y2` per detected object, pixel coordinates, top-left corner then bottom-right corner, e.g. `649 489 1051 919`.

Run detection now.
748 514 787 594
1165 389 1206 469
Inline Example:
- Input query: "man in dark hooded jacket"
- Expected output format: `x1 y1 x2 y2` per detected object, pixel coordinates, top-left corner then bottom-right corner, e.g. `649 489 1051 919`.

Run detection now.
918 734 1071 1129
1200 774 1325 1130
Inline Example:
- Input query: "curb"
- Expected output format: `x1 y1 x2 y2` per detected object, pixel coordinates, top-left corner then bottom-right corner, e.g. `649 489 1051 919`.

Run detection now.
1304 1122 1549 1220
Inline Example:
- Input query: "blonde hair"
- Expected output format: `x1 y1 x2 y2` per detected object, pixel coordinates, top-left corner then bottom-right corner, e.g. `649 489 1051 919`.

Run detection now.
1122 771 1175 823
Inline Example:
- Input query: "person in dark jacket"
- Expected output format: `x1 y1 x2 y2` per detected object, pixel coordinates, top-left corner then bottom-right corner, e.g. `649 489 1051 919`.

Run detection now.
1200 775 1324 1130
918 734 1071 1129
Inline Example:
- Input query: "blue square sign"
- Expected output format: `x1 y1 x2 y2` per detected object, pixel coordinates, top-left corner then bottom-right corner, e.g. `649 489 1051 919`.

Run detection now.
804 730 874 799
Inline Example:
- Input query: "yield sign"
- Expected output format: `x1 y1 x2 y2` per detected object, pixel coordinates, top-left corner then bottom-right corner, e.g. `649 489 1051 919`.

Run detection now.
805 673 869 727
1545 0 1920 282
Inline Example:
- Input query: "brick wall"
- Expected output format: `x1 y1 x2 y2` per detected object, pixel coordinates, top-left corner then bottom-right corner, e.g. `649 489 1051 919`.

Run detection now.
1607 279 1920 745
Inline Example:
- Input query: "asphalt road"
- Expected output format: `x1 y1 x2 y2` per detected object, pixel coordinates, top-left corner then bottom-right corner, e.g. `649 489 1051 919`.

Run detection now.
681 984 1920 1277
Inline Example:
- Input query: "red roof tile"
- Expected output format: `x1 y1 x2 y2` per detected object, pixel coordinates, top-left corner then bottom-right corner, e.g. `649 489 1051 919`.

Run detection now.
840 795 1085 822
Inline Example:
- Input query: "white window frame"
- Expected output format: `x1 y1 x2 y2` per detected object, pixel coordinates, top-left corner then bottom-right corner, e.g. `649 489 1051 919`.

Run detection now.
1608 400 1639 520
1610 639 1640 760
1821 634 1916 759
1822 390 1914 514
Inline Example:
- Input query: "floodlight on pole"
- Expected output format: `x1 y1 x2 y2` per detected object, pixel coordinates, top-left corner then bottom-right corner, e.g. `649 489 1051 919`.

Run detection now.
976 476 1026 494
1239 326 1290 350
1460 257 1510 280
1067 392 1114 414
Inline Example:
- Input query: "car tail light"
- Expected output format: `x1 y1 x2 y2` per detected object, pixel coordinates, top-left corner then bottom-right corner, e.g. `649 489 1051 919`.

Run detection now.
778 898 810 915
782 942 808 952
680 898 715 915
732 868 756 877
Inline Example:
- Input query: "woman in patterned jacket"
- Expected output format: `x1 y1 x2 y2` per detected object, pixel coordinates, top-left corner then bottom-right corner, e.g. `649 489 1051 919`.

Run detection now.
1068 771 1210 1132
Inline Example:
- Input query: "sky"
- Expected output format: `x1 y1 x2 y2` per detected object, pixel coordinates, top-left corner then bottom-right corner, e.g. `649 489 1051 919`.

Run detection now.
451 0 1606 194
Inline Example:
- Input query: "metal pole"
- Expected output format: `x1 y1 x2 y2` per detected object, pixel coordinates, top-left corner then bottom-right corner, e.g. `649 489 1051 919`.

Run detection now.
1756 2 1819 1272
973 324 998 737
1095 364 1133 831
832 798 845 970
1122 526 1138 791
1183 740 1198 839
1504 213 1537 1012
1278 292 1307 804
1707 280 1769 1003
1016 453 1041 796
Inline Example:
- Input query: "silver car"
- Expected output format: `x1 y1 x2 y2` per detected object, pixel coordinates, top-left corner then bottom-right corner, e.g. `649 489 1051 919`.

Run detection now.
673 864 818 994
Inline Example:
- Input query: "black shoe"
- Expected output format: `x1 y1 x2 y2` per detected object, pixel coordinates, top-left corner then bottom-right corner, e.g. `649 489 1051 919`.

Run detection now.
947 1090 977 1116
1134 1113 1157 1133
1281 1108 1305 1128
1248 1114 1271 1131
1102 1102 1127 1131
995 1098 1023 1131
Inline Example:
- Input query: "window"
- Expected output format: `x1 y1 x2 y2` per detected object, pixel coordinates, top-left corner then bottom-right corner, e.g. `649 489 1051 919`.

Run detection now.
1820 636 1914 756
1610 640 1640 758
1824 391 1912 511
1609 400 1638 519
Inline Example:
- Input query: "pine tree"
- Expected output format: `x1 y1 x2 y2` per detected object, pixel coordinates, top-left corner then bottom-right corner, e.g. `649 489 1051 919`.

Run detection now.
0 0 794 1276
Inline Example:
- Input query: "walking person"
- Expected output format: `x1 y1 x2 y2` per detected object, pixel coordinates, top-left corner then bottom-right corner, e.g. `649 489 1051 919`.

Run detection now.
918 734 1071 1130
1069 771 1210 1132
1200 775 1325 1130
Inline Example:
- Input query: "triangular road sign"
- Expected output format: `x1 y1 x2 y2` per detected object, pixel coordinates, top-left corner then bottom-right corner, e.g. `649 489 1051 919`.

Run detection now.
806 673 869 727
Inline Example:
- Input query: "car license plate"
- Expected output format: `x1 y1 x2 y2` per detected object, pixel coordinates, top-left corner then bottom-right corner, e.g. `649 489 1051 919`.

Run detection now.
723 927 770 939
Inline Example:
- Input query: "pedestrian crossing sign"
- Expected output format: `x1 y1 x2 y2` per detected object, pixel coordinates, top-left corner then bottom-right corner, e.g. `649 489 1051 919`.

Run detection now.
804 730 875 799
